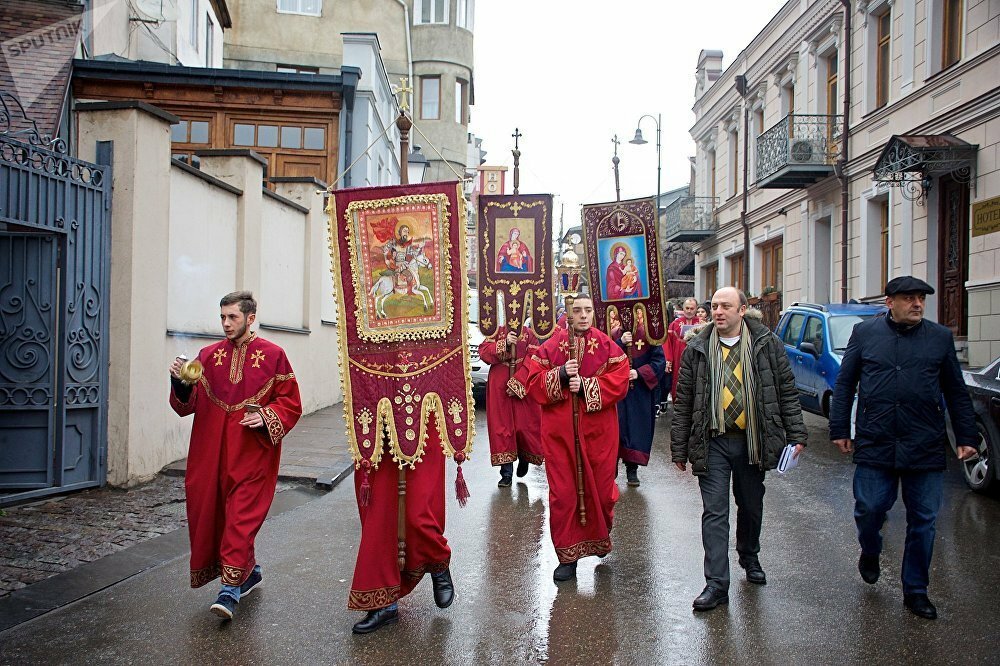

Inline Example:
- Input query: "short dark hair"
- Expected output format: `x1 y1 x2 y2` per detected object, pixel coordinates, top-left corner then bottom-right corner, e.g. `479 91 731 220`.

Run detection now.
220 290 257 315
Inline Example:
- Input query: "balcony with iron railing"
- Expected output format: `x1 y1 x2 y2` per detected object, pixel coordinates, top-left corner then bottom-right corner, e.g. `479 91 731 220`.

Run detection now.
664 196 719 242
755 114 843 189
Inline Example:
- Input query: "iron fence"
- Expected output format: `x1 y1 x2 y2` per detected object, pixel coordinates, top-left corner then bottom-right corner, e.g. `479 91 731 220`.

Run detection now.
664 196 719 240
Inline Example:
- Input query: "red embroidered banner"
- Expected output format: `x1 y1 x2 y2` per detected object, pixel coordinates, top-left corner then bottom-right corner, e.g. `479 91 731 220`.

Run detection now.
477 194 556 339
580 196 669 345
328 181 474 474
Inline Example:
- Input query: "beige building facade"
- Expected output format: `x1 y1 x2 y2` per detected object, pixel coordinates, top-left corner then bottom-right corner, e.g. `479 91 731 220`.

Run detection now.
222 0 474 184
686 0 1000 366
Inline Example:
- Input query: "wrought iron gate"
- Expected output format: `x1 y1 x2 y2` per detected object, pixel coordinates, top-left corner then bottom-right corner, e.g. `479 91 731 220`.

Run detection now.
0 96 112 506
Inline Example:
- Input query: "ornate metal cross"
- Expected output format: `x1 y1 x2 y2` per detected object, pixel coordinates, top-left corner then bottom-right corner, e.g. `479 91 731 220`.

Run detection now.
394 77 412 113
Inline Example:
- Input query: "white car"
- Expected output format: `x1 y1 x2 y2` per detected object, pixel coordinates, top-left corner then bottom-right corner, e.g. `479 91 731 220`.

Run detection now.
468 289 489 390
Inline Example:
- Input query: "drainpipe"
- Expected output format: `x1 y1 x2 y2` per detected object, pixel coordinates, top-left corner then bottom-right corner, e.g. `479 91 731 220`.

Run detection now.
394 0 414 88
839 0 853 303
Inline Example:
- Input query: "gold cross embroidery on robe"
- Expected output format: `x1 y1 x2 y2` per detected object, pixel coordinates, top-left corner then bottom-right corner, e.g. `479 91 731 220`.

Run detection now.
586 338 599 355
251 350 266 368
213 348 227 366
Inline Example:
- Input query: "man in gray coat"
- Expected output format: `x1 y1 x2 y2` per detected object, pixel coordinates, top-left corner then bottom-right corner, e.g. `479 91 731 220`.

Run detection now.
672 287 807 611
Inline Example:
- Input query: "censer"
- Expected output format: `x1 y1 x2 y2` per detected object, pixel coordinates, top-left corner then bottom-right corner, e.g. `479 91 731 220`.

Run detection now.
177 354 204 385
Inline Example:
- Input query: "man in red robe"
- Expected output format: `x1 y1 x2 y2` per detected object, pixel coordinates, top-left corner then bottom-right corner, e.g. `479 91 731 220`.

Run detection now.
479 324 544 486
169 291 302 620
525 294 630 582
348 417 455 634
666 298 699 403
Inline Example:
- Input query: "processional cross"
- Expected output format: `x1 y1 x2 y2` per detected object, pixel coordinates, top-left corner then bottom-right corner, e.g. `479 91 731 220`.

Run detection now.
612 135 622 202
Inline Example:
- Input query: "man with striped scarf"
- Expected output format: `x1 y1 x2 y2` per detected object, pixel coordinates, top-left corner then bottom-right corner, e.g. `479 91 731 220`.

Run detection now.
671 287 807 611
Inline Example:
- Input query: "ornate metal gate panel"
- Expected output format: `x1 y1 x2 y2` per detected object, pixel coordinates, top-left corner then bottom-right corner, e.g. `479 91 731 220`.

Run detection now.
0 101 112 505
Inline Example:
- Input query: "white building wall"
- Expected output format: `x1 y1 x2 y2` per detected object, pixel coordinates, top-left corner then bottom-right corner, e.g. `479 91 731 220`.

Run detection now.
167 167 239 334
260 196 307 329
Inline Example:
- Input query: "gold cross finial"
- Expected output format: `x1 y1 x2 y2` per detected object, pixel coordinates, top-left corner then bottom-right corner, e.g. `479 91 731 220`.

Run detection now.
394 77 412 113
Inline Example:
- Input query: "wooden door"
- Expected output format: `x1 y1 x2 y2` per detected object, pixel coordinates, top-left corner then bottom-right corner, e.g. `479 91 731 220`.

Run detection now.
938 175 970 336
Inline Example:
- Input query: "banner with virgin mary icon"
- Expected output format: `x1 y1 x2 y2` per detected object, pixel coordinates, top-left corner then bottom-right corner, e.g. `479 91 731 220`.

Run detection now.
581 196 669 345
477 194 556 339
327 181 474 480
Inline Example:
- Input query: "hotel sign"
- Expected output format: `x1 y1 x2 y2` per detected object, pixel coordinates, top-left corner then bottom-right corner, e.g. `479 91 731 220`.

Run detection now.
972 195 1000 237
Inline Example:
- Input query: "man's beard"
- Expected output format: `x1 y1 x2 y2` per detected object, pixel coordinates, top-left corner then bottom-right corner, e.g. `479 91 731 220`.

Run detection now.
228 322 248 340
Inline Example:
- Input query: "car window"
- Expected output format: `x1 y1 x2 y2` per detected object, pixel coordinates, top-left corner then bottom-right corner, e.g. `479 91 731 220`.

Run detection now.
468 289 478 324
829 315 876 351
782 313 806 346
803 316 824 351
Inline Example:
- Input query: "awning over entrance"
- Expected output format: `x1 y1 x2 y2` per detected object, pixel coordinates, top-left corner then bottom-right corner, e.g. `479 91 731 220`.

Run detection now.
873 134 977 201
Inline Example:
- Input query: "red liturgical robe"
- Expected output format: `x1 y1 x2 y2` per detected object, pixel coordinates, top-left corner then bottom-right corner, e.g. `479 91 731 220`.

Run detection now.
348 416 451 611
478 325 544 467
169 333 302 588
525 327 630 563
666 315 697 400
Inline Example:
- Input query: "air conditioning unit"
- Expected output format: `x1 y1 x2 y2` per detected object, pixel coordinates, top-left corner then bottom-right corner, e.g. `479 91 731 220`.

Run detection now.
790 139 814 162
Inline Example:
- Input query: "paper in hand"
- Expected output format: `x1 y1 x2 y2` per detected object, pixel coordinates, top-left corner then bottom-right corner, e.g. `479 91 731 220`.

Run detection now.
777 444 799 474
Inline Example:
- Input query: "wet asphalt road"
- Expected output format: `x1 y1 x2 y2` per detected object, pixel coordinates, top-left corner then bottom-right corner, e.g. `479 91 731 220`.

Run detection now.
1 406 999 665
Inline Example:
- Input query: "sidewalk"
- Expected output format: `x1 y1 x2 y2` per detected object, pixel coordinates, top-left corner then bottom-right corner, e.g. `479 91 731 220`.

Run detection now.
0 402 354 630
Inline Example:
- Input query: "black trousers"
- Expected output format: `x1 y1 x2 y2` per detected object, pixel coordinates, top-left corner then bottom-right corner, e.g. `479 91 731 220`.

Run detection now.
697 434 765 591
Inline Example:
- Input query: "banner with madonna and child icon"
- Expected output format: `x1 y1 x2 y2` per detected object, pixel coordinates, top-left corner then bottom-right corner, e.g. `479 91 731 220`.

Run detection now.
327 181 474 498
476 194 556 339
581 196 669 345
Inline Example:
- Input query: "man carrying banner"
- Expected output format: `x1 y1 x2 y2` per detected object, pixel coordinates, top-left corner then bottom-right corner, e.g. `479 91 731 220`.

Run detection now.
614 314 666 487
525 293 630 582
479 323 544 486
169 291 302 620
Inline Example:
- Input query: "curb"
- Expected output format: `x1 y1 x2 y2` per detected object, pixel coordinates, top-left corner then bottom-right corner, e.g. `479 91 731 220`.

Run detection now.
0 463 353 635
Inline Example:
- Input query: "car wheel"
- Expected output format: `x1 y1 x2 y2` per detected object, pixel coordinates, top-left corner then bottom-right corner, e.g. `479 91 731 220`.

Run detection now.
961 421 995 493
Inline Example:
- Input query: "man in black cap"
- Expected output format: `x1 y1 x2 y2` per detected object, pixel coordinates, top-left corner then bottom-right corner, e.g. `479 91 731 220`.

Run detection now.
830 275 978 620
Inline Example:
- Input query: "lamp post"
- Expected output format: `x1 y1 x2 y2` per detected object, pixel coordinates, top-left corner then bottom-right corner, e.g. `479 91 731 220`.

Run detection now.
735 75 751 293
629 113 662 220
407 145 428 184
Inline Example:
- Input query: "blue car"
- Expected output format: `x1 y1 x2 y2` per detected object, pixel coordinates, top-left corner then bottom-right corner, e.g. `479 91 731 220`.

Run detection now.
774 302 887 418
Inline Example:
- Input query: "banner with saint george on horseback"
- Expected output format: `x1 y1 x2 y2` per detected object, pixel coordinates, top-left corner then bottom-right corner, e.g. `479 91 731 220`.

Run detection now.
580 196 669 345
327 180 474 499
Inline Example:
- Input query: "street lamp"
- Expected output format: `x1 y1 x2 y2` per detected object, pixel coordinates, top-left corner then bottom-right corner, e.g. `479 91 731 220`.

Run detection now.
407 145 429 184
629 113 662 217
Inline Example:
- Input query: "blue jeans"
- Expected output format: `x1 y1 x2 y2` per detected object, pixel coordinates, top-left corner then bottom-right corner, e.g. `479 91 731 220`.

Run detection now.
853 464 943 594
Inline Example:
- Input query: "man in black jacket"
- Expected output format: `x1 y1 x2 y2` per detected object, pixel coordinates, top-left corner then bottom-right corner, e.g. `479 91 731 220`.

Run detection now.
831 275 978 620
672 287 807 611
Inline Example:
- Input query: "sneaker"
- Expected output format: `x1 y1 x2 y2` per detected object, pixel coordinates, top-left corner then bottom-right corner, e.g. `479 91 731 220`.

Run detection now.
240 566 263 597
210 593 238 620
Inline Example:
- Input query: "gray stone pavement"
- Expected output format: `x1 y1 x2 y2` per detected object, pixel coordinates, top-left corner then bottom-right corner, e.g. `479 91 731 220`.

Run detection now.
0 403 353 606
1 407 998 664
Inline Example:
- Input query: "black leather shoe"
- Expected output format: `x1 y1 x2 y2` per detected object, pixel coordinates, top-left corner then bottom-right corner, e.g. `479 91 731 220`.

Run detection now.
739 558 767 585
431 569 454 608
516 458 529 477
904 593 937 619
625 464 640 487
858 554 880 584
498 474 512 488
693 585 729 611
352 607 399 634
553 562 577 582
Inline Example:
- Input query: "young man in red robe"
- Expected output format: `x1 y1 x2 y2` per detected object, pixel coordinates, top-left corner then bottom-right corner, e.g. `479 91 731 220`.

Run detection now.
169 291 302 620
479 324 544 486
525 294 630 582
